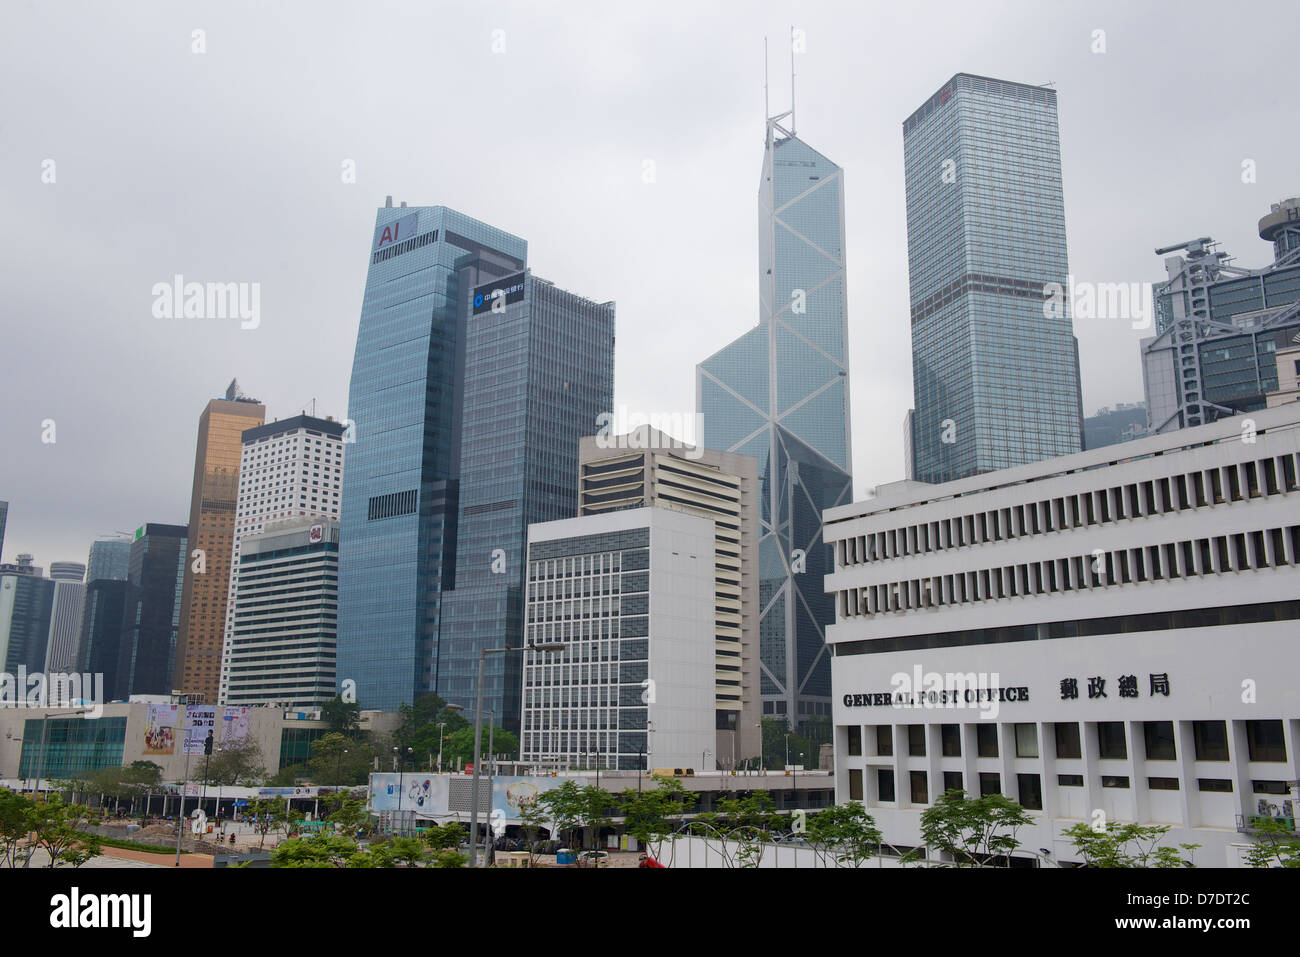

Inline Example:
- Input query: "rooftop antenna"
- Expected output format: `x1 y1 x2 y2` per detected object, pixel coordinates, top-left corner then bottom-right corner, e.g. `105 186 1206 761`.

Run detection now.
764 37 769 124
789 25 796 136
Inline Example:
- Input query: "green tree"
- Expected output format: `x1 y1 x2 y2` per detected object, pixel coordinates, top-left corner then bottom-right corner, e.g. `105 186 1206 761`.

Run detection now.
621 777 690 859
536 780 585 848
440 725 520 772
308 732 376 785
1243 816 1300 868
0 790 35 868
29 797 101 868
1064 821 1199 868
321 695 363 737
907 789 1032 867
201 738 266 786
321 792 373 838
265 764 307 787
394 694 469 765
806 802 882 868
518 797 551 866
271 832 359 868
246 797 297 851
419 821 465 852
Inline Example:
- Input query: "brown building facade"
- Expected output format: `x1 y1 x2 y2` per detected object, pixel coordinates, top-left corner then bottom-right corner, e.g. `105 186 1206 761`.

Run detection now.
173 395 265 702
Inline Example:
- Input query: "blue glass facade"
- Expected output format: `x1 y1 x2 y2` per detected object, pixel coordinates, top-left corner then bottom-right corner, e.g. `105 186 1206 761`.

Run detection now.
339 207 613 721
438 275 615 729
905 74 1083 484
339 206 526 712
697 117 853 726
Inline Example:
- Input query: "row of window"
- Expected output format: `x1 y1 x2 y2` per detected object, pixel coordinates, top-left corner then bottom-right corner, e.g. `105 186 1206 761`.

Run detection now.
837 452 1300 570
850 767 1270 809
838 524 1300 618
846 719 1287 763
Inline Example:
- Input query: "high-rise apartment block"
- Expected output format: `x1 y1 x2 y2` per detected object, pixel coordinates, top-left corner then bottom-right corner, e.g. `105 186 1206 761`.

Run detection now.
224 518 339 709
218 414 345 702
697 108 852 730
173 385 265 702
339 201 613 722
904 73 1083 484
578 428 759 764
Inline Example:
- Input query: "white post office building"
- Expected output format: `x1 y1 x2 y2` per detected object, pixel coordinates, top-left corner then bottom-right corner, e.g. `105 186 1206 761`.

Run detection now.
825 404 1300 866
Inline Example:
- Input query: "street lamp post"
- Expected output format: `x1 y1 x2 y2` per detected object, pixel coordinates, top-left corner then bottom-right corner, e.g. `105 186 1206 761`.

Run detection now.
467 640 563 868
436 723 447 773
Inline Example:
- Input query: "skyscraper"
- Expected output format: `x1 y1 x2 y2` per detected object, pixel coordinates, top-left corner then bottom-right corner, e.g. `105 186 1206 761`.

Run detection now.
697 106 853 730
0 501 7 564
87 538 132 584
339 203 526 713
0 558 54 673
436 272 614 729
120 523 188 697
218 413 345 703
78 578 129 699
173 385 265 703
44 562 86 673
225 518 339 709
904 73 1083 484
1142 198 1300 433
339 201 614 717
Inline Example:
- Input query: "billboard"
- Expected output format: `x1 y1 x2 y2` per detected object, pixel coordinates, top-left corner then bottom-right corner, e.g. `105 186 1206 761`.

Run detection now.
369 773 448 815
372 212 419 252
220 706 251 745
183 705 218 754
471 272 526 314
142 703 178 755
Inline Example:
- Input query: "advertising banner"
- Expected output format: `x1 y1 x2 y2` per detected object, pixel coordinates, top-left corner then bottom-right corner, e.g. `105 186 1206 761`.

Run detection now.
142 703 178 755
220 706 251 745
183 705 218 754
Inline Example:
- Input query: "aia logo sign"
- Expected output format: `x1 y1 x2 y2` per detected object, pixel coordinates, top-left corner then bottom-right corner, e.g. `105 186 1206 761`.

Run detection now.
372 212 418 251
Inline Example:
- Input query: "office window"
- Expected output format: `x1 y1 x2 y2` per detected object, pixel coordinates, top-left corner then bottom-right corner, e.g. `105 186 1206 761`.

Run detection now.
908 725 926 757
1055 723 1081 759
848 768 863 801
1101 776 1130 789
1057 774 1084 787
942 771 963 794
847 726 862 757
1193 721 1229 761
1014 723 1038 758
977 724 999 758
1246 720 1286 762
979 772 1001 796
877 768 896 802
1143 722 1176 761
941 724 961 757
1097 722 1127 760
1017 773 1043 810
1252 780 1288 795
1148 777 1180 790
875 725 893 757
910 770 929 804
1197 778 1233 793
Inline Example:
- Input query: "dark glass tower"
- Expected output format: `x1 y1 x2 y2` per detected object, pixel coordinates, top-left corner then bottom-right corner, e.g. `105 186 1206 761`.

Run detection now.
905 73 1083 484
697 110 853 729
437 273 615 730
78 579 129 698
118 523 187 696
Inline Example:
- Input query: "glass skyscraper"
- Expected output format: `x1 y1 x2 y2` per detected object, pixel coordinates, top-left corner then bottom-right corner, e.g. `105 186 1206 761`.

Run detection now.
905 73 1083 484
339 202 613 719
697 110 853 729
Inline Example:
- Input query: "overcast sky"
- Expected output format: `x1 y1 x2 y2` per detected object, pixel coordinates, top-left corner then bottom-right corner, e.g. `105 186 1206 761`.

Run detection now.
1 0 1295 569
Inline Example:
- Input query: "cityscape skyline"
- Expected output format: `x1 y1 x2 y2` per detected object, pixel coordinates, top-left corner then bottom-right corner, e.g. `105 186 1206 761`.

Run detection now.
2 1 1296 572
